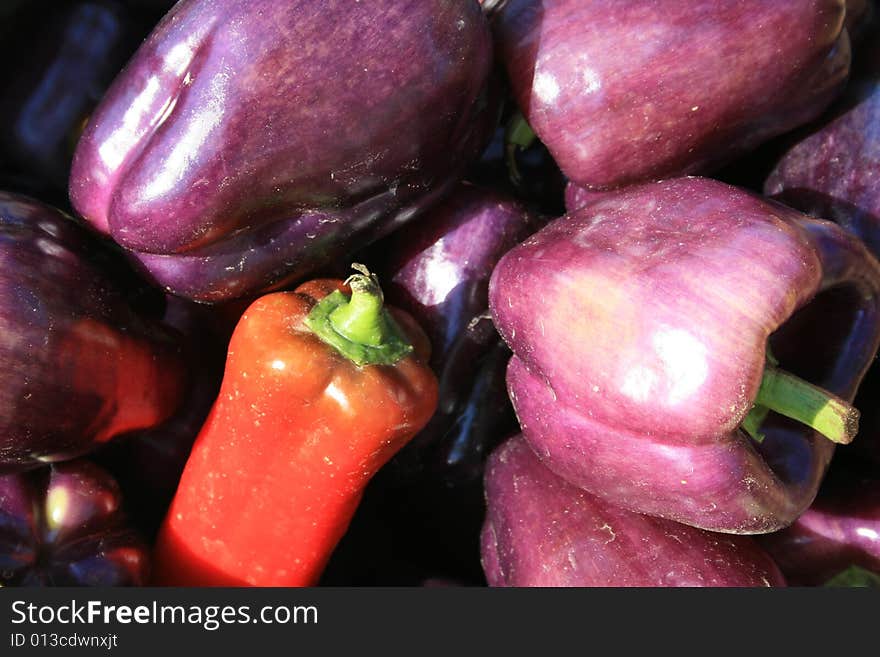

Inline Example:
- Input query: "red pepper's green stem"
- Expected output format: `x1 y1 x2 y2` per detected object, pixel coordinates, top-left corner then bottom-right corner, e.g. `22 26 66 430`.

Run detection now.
746 365 859 445
304 264 413 367
329 266 387 347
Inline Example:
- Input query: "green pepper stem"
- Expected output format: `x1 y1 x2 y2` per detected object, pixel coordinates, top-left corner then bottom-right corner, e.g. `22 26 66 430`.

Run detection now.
304 264 413 367
328 265 387 347
741 404 768 444
752 366 859 445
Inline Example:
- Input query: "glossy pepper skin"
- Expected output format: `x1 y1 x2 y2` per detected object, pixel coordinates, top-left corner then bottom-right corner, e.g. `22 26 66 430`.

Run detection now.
489 177 880 534
152 275 438 586
0 192 187 473
0 459 149 586
0 1 143 192
492 0 850 190
765 30 880 260
482 436 787 587
69 0 495 302
758 472 880 585
374 183 545 482
763 31 880 467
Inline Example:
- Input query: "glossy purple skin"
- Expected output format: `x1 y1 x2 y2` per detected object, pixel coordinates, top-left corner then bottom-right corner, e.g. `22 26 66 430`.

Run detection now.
765 34 880 257
0 460 149 586
380 183 543 368
758 474 880 585
489 177 880 534
0 1 143 191
0 192 187 473
492 0 850 190
481 436 786 587
69 0 494 301
763 33 880 466
373 183 545 481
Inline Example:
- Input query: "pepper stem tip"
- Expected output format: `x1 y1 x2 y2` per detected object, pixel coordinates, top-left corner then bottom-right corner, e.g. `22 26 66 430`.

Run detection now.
745 365 860 446
304 263 413 367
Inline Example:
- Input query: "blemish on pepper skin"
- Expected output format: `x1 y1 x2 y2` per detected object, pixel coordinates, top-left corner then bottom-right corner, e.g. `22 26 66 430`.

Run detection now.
597 522 616 544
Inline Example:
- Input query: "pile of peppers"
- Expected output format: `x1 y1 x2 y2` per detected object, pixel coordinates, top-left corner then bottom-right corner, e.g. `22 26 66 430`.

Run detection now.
2 0 880 588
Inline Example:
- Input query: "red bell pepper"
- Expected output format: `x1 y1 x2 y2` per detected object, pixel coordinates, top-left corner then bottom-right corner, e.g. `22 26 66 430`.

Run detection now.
151 266 438 586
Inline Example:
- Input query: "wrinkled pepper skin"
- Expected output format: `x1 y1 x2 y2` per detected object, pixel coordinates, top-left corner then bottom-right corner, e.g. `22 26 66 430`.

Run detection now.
0 1 143 191
69 0 495 302
374 183 545 482
0 460 149 586
489 177 880 534
0 192 187 473
758 472 880 585
492 0 850 190
481 436 787 587
152 278 438 586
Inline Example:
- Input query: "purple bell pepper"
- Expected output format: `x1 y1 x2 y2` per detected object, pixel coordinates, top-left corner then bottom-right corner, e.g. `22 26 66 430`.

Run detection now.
0 191 187 473
481 436 787 586
0 459 149 586
492 0 850 190
69 0 495 302
764 29 880 254
489 177 880 534
373 182 546 482
763 27 880 466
